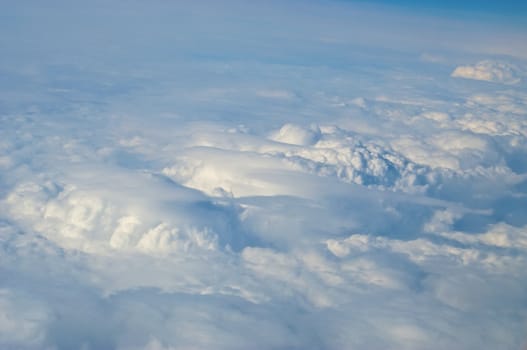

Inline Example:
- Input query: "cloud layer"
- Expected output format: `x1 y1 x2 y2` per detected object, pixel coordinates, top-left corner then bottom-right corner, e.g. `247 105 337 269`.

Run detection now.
452 60 523 84
1 1 527 349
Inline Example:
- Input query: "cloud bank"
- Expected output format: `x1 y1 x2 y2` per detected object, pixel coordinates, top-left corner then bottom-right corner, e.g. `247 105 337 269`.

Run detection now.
1 0 527 349
451 60 523 84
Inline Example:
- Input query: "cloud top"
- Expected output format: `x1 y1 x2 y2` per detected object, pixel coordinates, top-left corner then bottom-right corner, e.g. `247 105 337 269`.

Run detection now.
1 1 527 349
451 60 522 84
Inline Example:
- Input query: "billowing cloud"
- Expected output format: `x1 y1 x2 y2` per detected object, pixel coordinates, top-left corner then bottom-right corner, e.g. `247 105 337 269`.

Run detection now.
451 60 523 84
1 0 527 349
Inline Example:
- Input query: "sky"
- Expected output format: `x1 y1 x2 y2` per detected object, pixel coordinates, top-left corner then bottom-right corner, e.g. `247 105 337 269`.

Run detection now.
1 1 527 349
350 0 527 14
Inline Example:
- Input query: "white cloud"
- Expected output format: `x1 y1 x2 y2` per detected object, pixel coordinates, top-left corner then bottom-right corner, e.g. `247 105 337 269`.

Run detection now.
269 123 322 146
451 60 522 84
1 1 527 349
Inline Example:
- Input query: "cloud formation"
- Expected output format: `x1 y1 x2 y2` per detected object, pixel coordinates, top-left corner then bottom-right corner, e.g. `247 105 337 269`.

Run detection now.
451 60 523 84
1 1 527 349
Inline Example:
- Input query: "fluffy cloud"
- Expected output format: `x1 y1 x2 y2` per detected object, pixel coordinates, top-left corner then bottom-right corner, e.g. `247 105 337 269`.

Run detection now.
269 123 322 146
1 1 527 349
451 60 523 84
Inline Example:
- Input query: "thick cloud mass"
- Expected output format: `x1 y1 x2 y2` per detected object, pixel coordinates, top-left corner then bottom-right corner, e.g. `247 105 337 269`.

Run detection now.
1 1 527 349
451 60 523 84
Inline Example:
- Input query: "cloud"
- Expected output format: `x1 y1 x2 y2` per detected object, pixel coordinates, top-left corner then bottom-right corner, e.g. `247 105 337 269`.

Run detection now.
451 60 523 84
3 91 527 348
1 0 527 349
269 123 322 146
0 290 50 349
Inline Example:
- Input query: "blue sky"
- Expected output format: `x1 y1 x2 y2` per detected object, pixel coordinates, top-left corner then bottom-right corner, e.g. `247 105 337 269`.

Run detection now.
346 0 527 13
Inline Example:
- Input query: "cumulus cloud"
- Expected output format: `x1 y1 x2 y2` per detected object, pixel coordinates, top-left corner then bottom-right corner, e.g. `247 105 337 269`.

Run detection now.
1 0 527 349
269 123 322 146
451 60 523 84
